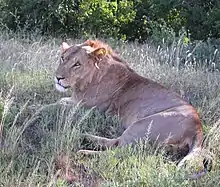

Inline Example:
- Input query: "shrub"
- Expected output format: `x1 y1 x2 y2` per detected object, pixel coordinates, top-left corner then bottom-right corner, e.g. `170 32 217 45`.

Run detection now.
1 0 220 42
0 0 80 36
78 0 136 40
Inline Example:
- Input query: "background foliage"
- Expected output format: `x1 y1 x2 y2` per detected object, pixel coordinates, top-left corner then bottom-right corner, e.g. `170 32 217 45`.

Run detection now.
1 0 220 42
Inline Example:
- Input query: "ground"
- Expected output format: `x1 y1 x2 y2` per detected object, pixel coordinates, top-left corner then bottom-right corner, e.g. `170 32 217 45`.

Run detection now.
0 31 220 186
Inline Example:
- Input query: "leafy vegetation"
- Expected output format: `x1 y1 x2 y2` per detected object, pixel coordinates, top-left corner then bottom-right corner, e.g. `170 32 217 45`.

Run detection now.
1 0 220 42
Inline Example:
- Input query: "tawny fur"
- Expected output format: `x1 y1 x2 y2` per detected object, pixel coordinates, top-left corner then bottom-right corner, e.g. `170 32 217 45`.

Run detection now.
55 40 208 175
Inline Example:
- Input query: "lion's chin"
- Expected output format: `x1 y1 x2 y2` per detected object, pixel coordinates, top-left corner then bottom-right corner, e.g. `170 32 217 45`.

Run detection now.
55 83 68 92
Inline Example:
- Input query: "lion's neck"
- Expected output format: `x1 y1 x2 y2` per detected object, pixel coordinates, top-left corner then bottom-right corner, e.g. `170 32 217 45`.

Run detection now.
73 62 134 112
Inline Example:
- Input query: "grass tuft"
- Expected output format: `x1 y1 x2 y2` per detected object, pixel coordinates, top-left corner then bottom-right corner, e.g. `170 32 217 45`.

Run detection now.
0 31 220 186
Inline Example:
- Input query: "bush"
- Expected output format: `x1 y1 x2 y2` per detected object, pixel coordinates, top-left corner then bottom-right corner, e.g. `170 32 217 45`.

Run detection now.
78 0 136 40
1 0 220 43
0 0 80 36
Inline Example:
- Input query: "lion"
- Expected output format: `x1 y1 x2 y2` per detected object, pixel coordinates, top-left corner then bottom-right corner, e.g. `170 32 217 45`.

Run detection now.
55 39 212 178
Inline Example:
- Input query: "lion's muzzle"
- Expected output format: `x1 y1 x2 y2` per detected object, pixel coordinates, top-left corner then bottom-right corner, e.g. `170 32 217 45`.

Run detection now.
54 77 69 92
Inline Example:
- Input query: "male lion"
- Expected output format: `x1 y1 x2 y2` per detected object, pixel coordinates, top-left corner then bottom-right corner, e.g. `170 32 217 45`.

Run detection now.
55 40 211 177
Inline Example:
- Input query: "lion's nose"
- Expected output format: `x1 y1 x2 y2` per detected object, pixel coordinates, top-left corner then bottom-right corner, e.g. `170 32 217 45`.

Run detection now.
56 76 65 82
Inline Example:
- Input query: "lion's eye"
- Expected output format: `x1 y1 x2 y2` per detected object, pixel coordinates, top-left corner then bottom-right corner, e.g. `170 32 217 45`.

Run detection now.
72 61 81 68
60 56 64 63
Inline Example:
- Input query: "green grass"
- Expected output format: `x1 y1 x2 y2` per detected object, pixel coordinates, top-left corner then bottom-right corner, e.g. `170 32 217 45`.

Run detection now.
0 31 220 186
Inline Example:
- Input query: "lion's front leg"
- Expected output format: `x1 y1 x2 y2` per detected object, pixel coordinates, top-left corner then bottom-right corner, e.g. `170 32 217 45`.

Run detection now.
58 97 75 105
77 133 120 155
84 133 119 148
77 150 103 155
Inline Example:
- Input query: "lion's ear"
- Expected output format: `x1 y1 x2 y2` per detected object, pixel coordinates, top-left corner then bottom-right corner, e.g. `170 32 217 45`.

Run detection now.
90 48 107 57
82 46 107 57
61 42 70 52
82 46 95 53
85 40 96 48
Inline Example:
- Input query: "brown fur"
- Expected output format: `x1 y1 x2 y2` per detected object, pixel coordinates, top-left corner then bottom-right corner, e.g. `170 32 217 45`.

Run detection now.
55 40 208 175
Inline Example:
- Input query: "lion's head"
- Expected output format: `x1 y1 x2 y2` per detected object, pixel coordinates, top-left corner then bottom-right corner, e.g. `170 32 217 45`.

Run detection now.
55 40 114 92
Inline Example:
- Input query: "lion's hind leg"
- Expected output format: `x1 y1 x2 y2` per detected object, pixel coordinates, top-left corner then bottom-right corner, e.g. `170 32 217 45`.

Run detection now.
77 150 103 155
77 133 119 155
83 133 119 148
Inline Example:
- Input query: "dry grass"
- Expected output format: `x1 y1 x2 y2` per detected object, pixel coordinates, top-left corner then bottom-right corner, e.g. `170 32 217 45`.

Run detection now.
0 31 220 186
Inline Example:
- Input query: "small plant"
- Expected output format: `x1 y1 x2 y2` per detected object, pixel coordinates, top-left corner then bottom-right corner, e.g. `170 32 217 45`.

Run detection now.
0 94 4 139
0 94 4 121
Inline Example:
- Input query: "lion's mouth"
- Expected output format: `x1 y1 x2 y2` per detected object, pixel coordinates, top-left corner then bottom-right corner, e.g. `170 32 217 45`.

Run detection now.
58 82 69 89
55 78 70 92
55 83 70 92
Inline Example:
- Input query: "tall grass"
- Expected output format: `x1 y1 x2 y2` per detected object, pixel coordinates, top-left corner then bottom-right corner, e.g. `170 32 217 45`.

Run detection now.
0 31 220 186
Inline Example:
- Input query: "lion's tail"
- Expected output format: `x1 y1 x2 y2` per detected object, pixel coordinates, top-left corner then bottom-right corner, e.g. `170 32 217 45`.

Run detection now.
177 119 220 179
177 146 213 179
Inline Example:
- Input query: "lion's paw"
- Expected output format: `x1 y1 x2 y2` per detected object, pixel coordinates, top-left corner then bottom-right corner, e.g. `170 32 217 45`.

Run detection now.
58 97 74 105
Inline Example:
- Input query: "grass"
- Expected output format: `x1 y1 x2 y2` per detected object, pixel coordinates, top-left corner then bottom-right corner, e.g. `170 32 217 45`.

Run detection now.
0 31 220 186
